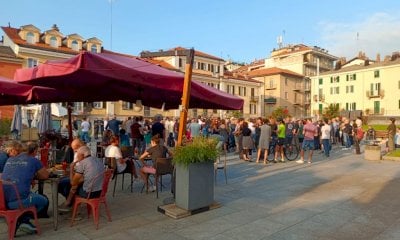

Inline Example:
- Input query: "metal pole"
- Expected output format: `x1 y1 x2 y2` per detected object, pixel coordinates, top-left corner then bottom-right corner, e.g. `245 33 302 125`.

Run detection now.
177 49 195 146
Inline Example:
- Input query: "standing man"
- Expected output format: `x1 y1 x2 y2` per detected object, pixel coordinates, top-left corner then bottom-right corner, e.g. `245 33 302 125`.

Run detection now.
297 118 318 164
81 117 90 143
321 118 332 157
106 115 122 136
275 118 286 163
387 118 396 152
188 118 201 138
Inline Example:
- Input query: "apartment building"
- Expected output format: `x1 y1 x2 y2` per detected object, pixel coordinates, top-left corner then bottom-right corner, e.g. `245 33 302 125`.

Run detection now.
141 47 262 119
310 53 400 117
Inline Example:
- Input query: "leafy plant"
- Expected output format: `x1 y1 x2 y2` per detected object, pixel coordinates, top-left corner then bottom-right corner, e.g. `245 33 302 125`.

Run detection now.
323 104 340 119
271 107 290 119
0 118 12 137
173 136 219 167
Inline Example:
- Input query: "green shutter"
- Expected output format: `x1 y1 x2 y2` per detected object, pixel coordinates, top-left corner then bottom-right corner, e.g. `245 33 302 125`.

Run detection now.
319 78 323 85
353 74 356 80
346 75 349 81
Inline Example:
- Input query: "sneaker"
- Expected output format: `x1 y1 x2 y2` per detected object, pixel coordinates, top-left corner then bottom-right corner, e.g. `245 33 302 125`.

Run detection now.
307 161 312 164
58 202 72 212
296 159 304 164
19 222 37 234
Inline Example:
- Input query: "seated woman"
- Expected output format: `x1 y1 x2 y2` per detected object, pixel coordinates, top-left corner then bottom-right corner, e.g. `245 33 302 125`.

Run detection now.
138 134 173 191
105 136 137 177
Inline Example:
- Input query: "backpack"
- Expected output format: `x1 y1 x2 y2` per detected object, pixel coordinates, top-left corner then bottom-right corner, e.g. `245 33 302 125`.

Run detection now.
357 128 364 141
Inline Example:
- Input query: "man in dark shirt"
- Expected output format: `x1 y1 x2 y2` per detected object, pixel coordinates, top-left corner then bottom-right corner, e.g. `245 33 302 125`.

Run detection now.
151 115 165 145
106 115 122 136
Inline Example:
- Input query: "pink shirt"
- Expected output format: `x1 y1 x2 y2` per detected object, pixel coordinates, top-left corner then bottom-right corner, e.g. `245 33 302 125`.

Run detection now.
303 123 317 140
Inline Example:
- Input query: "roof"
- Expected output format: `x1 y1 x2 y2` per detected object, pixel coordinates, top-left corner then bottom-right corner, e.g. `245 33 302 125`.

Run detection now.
0 45 21 59
247 67 304 78
167 46 224 61
223 71 262 84
271 44 311 57
2 26 80 55
319 58 400 76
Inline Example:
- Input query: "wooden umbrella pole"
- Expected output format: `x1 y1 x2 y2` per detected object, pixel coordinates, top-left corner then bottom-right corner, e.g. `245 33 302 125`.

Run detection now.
67 102 73 144
177 48 195 146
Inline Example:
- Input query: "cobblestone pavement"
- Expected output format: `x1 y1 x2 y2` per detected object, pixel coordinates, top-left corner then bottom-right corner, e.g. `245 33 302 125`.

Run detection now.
2 144 400 240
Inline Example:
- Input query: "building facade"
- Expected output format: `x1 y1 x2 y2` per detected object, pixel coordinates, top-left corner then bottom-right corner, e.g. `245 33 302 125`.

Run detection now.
310 54 400 117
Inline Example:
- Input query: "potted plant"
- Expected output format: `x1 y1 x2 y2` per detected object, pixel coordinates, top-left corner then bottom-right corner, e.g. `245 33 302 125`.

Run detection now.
173 136 219 211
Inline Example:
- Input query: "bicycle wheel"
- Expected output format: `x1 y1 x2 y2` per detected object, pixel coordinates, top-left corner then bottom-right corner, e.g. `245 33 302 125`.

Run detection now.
267 145 275 161
284 144 299 161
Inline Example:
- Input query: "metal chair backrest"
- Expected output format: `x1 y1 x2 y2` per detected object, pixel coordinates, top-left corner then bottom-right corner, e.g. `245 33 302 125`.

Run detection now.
83 169 113 200
155 157 173 175
104 157 116 170
0 180 23 210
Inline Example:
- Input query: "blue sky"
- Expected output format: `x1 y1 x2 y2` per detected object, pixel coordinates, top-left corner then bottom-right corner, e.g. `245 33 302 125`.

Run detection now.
1 0 400 63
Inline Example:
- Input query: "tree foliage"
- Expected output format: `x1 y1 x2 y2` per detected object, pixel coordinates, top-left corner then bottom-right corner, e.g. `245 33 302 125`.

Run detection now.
271 107 290 119
323 104 340 119
0 118 12 137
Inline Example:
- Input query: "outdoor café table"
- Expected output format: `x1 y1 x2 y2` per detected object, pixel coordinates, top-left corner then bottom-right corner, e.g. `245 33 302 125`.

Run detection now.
38 171 66 231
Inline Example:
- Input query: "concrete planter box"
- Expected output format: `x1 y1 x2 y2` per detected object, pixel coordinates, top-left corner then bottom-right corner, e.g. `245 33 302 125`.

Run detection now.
175 162 214 211
364 145 382 161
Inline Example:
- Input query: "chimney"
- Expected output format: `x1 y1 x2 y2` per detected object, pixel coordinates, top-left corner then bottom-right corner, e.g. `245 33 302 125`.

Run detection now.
376 53 381 63
51 24 59 31
391 51 400 61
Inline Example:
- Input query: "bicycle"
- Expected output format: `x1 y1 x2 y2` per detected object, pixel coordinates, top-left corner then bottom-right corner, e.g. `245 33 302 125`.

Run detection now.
266 140 299 161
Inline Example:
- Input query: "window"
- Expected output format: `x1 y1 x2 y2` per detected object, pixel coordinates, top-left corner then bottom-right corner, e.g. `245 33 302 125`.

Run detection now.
285 92 288 99
370 83 381 96
331 76 340 83
238 86 246 96
122 101 133 110
227 85 235 94
93 102 104 109
346 74 356 81
27 58 38 68
285 78 288 85
210 64 214 73
345 102 356 111
251 88 255 97
26 32 34 44
268 79 275 88
330 87 340 95
73 102 83 113
50 36 57 47
398 80 400 89
71 40 79 51
216 65 220 73
144 106 151 117
319 78 323 85
201 63 206 70
346 85 354 93
192 109 197 118
178 58 183 68
250 103 256 114
374 70 380 78
399 100 400 109
91 44 97 53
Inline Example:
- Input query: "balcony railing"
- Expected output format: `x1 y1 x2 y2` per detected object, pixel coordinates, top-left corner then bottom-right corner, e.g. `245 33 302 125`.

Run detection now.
304 84 311 92
264 97 277 104
293 83 302 91
366 89 384 99
250 96 259 102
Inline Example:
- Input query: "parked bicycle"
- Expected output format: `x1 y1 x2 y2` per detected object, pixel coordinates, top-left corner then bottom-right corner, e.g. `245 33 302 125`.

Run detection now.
266 140 299 161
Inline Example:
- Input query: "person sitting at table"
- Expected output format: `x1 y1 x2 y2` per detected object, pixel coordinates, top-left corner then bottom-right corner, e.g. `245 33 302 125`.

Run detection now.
1 141 49 234
58 138 85 207
138 134 172 192
105 136 138 178
59 146 104 212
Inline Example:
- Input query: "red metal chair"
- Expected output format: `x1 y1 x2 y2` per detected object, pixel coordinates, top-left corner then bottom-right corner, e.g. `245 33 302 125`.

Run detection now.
70 169 113 229
0 180 41 240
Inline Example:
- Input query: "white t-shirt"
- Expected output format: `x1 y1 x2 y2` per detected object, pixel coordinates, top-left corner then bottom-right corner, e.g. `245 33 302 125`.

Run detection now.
81 121 90 132
321 124 331 140
105 145 126 173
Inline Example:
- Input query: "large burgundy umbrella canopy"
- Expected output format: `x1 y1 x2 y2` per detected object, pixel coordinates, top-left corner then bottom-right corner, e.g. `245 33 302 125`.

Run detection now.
14 51 244 110
0 76 67 105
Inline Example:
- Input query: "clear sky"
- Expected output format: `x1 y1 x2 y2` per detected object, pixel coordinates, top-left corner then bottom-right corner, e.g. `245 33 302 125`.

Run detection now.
1 0 400 63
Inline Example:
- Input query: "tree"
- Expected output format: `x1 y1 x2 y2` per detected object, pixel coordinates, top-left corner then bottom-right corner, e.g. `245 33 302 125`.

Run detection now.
271 107 290 119
323 104 340 119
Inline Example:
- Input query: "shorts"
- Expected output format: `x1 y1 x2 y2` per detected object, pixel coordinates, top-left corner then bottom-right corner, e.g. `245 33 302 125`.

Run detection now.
142 165 156 174
277 138 285 146
302 140 315 151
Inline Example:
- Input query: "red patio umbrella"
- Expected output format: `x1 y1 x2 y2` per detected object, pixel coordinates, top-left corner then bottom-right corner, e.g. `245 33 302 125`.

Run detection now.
14 51 244 110
0 76 67 105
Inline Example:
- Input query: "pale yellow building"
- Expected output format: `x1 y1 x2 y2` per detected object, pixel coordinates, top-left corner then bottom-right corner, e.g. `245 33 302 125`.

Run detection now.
310 55 400 117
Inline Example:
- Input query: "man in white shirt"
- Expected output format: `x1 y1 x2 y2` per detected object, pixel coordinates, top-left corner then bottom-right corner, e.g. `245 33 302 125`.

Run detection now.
321 118 332 157
81 117 91 143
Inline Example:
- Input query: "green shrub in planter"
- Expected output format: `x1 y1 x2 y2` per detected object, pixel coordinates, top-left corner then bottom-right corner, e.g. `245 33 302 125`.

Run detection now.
173 136 219 167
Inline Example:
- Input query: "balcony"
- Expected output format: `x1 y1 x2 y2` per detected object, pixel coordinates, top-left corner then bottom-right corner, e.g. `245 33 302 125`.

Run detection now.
304 84 311 92
313 94 325 102
250 96 259 102
264 97 277 104
304 98 311 105
265 84 277 90
366 89 384 99
293 83 302 91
